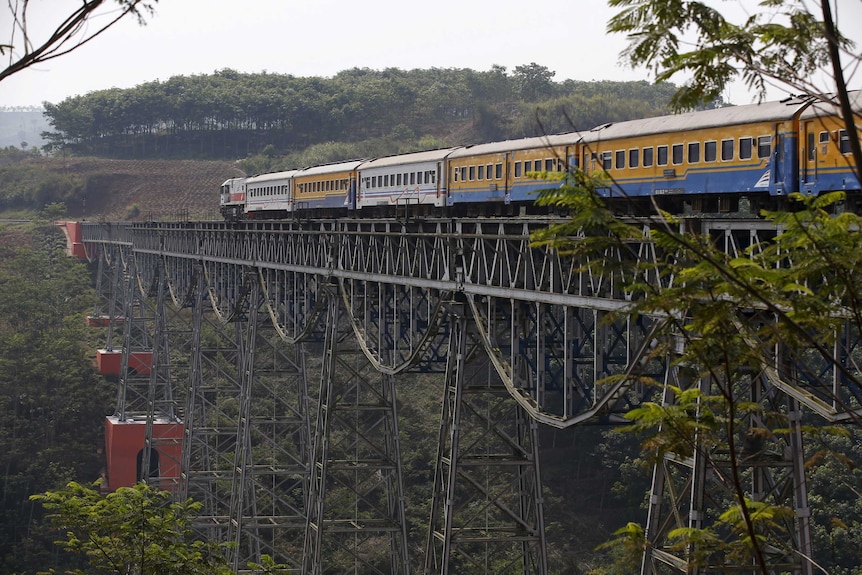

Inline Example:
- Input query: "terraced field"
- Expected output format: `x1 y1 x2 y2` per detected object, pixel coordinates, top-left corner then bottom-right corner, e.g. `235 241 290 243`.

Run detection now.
48 157 245 221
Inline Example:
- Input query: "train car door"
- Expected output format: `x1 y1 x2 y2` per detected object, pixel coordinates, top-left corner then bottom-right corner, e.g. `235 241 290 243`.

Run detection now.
347 175 357 210
802 120 818 192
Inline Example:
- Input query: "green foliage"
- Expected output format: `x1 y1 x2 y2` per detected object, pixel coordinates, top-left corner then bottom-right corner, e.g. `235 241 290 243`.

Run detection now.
39 202 67 221
32 481 232 575
533 173 862 573
0 225 114 572
0 153 85 211
606 0 849 109
588 522 645 575
124 202 141 220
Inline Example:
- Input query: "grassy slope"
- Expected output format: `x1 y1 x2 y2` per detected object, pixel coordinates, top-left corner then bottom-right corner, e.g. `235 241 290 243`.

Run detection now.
33 156 245 221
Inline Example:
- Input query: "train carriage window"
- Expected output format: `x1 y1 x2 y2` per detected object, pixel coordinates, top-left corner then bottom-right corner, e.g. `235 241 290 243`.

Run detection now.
705 141 717 162
514 161 522 177
657 145 668 166
534 160 542 172
495 163 503 179
839 130 851 154
688 142 700 163
460 166 467 181
469 166 476 181
409 173 415 185
757 136 771 159
615 150 625 170
643 147 654 167
545 159 554 171
739 137 753 160
721 139 734 161
430 170 436 184
397 174 402 186
819 131 829 144
672 144 683 165
807 132 816 161
478 165 485 180
629 148 639 168
601 152 612 170
487 164 493 178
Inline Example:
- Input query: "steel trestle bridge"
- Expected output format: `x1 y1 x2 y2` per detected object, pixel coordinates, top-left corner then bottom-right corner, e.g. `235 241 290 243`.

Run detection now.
74 215 861 575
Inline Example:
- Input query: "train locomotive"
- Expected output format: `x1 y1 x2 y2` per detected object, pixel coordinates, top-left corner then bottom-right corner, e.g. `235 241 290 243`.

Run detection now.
220 92 862 220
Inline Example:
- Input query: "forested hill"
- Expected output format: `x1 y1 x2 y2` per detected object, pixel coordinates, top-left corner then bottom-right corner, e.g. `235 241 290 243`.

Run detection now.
40 66 687 162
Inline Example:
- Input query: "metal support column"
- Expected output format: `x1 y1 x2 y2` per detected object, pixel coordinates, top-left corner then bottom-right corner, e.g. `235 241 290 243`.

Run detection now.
304 287 410 575
426 301 548 575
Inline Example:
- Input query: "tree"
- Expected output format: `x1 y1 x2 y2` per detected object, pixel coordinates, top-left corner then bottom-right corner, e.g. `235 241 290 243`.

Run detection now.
532 5 862 572
32 481 232 575
532 171 862 574
1 0 157 85
607 0 862 183
513 63 556 101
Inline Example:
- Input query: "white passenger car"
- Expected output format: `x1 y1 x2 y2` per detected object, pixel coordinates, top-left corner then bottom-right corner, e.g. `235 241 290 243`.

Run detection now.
357 148 462 209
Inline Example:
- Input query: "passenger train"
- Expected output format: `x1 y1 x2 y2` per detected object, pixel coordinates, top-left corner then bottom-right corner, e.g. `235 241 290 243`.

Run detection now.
220 92 862 220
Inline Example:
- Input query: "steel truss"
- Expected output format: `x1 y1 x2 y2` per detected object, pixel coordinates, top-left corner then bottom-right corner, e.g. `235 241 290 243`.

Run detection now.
303 287 410 575
79 216 862 574
426 303 547 575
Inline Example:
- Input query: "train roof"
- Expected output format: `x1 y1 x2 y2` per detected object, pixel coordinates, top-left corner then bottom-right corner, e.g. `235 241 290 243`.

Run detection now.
246 170 298 183
448 133 581 158
582 95 814 142
799 90 862 120
359 147 463 169
296 159 368 176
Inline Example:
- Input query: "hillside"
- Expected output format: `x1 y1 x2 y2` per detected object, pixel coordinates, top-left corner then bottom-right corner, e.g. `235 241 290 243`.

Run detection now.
12 156 244 220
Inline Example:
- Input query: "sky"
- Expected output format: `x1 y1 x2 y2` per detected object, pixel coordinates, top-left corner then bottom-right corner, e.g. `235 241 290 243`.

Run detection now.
1 0 861 109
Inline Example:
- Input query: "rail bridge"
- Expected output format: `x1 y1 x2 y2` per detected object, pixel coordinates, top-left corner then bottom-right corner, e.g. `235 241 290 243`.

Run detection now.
62 215 861 574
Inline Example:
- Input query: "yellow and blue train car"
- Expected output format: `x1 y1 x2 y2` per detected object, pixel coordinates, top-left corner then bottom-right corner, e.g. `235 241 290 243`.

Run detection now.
293 160 365 212
798 91 862 196
445 133 580 206
580 96 816 209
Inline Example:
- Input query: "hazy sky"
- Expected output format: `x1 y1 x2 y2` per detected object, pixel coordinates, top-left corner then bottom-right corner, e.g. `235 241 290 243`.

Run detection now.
1 0 861 108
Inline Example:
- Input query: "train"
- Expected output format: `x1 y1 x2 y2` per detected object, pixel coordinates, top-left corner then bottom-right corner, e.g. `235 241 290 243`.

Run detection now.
220 91 862 220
